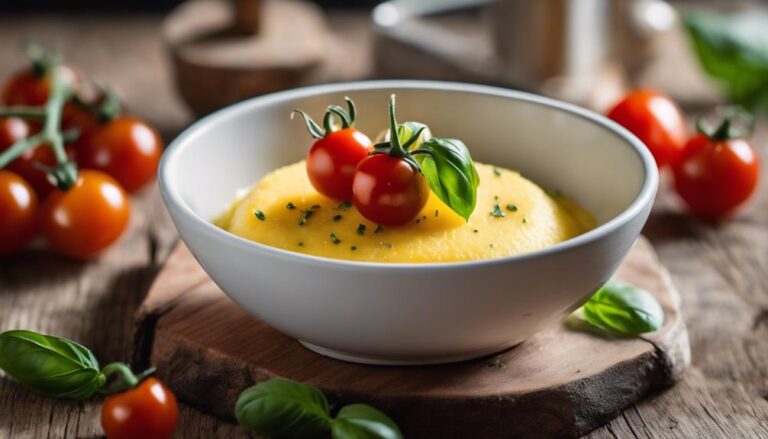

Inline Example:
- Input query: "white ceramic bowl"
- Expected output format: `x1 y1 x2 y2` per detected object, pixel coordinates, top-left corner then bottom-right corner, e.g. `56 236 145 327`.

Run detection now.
159 81 657 365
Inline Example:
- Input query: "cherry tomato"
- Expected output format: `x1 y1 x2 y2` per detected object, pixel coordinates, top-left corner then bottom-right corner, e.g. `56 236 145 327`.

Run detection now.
673 133 759 219
307 128 372 200
2 65 79 106
0 170 39 256
40 170 130 259
352 154 429 225
607 89 687 168
101 377 179 439
77 117 162 193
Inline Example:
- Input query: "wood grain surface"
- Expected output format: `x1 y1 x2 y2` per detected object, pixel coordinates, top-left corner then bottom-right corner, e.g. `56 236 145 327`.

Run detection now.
0 9 767 439
132 237 688 439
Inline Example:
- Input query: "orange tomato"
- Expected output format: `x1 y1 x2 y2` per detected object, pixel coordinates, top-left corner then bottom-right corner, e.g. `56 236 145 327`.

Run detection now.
40 170 130 259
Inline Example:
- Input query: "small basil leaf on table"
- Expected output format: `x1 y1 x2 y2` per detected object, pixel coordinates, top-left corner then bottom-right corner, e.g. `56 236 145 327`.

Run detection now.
581 280 664 335
235 378 333 438
0 330 105 399
332 404 404 439
414 138 480 221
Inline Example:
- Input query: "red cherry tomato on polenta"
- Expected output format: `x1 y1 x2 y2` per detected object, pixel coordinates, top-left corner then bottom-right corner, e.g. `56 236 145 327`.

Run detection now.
294 98 372 200
40 170 130 259
0 170 39 256
101 377 179 439
352 154 429 225
77 116 163 192
673 130 759 219
607 90 687 168
307 128 372 200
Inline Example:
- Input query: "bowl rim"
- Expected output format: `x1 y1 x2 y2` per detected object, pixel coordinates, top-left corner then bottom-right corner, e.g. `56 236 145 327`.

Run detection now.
159 80 658 271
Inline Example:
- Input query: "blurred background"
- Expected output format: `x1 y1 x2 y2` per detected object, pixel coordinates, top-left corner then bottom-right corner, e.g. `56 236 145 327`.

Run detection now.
0 0 765 138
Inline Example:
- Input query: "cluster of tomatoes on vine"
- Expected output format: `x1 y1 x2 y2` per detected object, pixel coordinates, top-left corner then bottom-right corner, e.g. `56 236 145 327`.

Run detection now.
0 45 163 258
294 95 478 225
607 90 760 219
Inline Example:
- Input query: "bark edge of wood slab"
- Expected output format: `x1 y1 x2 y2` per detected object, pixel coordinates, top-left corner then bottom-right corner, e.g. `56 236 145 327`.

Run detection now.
132 236 689 438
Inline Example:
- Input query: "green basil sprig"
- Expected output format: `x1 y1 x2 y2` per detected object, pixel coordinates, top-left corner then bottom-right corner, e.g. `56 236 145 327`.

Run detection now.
236 378 403 439
577 280 664 335
371 95 480 221
0 329 155 400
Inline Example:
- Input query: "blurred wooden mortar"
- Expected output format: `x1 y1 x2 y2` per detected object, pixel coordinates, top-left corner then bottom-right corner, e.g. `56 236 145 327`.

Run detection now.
163 0 332 116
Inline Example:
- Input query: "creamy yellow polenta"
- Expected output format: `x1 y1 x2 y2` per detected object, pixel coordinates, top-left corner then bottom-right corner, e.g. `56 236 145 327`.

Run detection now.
216 162 595 263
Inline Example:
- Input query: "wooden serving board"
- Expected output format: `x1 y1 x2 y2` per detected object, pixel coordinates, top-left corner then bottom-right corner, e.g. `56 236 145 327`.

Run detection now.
132 236 689 438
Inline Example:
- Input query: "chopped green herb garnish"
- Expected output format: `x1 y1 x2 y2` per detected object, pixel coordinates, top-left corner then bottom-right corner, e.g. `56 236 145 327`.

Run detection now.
254 210 266 221
494 195 499 201
357 224 366 235
298 242 304 247
473 229 479 233
522 218 528 223
310 204 321 210
435 209 439 217
350 246 357 251
374 225 384 234
490 204 505 218
335 200 353 210
493 167 502 177
330 233 341 244
298 210 314 226
332 214 343 222
286 202 296 210
506 204 518 212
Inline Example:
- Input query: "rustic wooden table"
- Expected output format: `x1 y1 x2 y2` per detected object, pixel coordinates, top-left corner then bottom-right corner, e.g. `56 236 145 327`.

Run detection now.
0 11 766 439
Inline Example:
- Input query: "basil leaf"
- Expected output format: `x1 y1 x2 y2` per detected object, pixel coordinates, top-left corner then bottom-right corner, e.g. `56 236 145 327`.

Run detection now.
684 11 768 109
375 121 431 148
396 121 431 150
0 330 104 399
415 138 480 221
581 280 664 335
235 378 332 438
332 404 403 439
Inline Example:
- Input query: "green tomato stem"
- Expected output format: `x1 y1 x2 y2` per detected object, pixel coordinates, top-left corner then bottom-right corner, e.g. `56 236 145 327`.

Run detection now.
0 133 45 169
42 68 69 164
0 106 47 119
99 362 156 395
387 94 404 156
696 106 755 141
